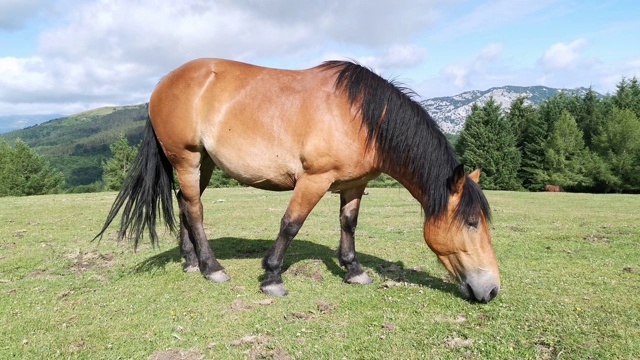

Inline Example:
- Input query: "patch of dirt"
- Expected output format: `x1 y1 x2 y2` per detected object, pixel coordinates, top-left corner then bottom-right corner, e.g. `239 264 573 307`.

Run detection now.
444 337 473 349
254 299 275 306
535 342 557 360
25 269 52 279
454 315 467 323
431 314 467 324
232 335 291 360
230 335 267 347
283 309 319 322
317 301 337 314
287 260 324 282
310 270 324 282
68 340 86 352
231 299 276 312
584 234 609 243
1 242 17 249
248 347 291 360
231 299 253 311
55 290 74 300
378 279 419 289
14 229 28 238
147 349 203 360
382 322 397 332
623 267 640 274
67 251 116 272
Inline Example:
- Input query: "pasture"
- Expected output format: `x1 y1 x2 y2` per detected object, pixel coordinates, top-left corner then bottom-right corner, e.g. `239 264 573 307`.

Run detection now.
1 188 638 359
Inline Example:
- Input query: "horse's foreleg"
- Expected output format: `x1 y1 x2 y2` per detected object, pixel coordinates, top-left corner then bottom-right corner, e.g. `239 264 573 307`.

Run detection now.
339 185 373 285
260 176 330 296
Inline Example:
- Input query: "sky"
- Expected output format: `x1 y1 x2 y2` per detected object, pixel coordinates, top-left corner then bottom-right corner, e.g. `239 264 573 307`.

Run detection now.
1 0 639 132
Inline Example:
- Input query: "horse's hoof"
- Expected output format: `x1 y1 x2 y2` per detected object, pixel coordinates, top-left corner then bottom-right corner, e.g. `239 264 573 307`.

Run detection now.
205 270 231 283
260 283 289 297
346 272 373 285
183 264 199 273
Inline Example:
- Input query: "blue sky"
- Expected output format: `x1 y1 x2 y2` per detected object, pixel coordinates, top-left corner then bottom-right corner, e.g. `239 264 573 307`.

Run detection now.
0 0 639 131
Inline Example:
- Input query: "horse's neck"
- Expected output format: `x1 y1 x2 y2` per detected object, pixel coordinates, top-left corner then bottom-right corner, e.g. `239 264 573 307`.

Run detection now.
378 165 429 208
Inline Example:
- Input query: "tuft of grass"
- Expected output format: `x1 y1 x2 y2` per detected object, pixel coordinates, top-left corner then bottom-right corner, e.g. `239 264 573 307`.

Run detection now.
0 189 638 359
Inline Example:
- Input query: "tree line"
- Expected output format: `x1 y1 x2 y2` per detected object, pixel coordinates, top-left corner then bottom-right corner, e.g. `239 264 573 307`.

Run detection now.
456 77 640 193
2 77 638 196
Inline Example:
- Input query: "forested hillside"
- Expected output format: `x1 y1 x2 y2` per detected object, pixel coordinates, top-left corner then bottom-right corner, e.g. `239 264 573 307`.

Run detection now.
455 77 640 193
0 104 148 187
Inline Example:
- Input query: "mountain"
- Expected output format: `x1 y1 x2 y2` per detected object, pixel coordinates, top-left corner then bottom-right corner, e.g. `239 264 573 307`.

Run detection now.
0 85 603 189
422 85 598 134
0 104 148 187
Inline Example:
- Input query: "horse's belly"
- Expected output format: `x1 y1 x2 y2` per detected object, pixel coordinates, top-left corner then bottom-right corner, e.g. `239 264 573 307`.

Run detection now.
210 151 300 191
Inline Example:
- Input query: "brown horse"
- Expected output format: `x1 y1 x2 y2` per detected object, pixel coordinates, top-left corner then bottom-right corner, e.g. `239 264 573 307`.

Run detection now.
544 185 564 192
96 58 500 303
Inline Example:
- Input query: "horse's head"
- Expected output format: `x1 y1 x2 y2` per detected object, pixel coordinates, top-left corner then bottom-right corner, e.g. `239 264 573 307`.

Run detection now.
423 165 500 303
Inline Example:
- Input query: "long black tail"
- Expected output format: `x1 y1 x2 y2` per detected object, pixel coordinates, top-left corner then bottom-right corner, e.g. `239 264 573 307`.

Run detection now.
94 119 176 248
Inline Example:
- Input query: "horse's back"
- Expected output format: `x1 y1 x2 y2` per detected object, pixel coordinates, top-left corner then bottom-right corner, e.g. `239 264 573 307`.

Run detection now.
149 58 377 190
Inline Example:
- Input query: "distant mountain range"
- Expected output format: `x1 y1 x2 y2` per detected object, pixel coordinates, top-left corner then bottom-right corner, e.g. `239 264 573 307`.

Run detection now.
0 114 65 134
0 85 603 187
422 85 599 134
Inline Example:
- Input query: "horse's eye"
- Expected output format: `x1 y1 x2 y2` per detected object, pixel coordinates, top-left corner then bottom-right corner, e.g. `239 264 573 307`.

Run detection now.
466 219 479 228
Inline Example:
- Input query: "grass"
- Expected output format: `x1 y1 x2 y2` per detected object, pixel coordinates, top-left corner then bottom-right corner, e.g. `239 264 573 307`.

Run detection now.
0 188 639 359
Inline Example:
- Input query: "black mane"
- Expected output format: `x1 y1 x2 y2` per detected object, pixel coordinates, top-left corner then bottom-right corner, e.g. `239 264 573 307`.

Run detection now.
321 60 490 223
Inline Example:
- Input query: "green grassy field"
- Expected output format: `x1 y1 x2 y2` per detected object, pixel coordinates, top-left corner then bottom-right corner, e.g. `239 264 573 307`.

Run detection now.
1 188 638 359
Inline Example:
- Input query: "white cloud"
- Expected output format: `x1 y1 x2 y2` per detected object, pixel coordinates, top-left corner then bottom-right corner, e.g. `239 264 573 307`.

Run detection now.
355 44 428 73
541 39 588 70
0 0 445 115
442 43 504 88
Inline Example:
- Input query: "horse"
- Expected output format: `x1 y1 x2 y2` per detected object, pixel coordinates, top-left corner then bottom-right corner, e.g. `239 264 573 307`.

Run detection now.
96 58 500 303
544 185 564 192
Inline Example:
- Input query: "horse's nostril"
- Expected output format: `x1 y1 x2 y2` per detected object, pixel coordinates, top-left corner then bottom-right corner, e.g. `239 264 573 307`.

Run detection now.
488 286 499 301
469 284 499 303
466 283 474 298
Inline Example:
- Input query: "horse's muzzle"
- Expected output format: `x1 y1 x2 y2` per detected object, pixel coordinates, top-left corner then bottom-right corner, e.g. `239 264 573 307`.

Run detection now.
460 272 500 303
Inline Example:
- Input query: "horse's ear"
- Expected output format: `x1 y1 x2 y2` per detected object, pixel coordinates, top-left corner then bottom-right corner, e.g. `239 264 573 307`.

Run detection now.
469 168 481 184
450 164 466 194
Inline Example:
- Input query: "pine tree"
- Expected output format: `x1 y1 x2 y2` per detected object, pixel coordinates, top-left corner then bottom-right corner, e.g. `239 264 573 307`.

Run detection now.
612 77 633 112
592 108 640 192
517 112 547 191
507 97 536 147
0 141 14 195
630 77 640 120
102 135 139 191
538 111 591 189
0 140 65 196
507 98 544 190
613 76 640 120
575 88 608 148
538 92 571 138
456 98 521 190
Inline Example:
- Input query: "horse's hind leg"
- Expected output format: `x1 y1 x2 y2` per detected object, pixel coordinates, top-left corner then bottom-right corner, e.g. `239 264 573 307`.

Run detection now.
176 153 230 282
180 154 215 273
339 185 373 284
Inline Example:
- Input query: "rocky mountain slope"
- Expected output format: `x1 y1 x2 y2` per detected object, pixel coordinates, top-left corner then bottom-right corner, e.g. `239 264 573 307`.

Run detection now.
422 85 597 134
